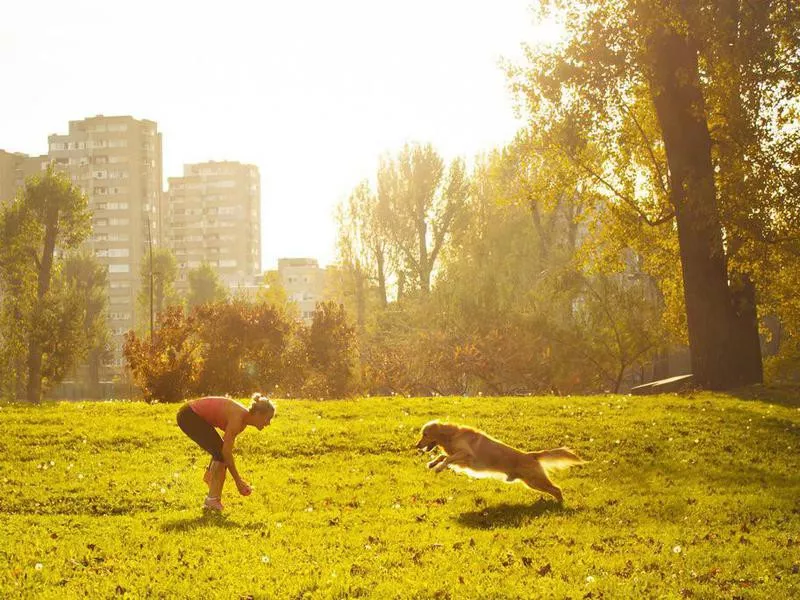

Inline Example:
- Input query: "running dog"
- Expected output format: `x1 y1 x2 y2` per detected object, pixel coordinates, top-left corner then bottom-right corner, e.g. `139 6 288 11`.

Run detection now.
415 420 583 502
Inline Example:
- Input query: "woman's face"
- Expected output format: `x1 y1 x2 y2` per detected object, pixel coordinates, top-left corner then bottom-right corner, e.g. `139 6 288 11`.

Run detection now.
253 408 274 430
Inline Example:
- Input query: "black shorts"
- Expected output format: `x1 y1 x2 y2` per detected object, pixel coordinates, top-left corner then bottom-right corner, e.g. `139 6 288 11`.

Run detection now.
177 403 224 462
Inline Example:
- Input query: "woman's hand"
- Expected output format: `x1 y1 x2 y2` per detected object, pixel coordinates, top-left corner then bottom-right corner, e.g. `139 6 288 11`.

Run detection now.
236 480 252 496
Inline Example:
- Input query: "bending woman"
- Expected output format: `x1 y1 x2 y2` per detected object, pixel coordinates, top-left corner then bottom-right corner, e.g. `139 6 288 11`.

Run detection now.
177 393 275 511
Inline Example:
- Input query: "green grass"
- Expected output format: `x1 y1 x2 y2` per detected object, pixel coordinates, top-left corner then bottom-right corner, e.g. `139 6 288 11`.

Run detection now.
1 390 798 599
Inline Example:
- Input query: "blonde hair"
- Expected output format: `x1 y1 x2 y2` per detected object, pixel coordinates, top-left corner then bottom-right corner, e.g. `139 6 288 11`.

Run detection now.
249 392 275 415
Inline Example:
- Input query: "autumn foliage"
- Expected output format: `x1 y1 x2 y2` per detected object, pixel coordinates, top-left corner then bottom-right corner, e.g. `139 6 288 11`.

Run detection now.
123 300 357 402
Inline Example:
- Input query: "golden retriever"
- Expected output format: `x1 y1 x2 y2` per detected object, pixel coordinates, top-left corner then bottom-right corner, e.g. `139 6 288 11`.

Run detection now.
415 420 583 502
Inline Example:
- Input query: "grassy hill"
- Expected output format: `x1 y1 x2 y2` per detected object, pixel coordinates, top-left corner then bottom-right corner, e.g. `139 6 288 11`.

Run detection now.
1 390 798 598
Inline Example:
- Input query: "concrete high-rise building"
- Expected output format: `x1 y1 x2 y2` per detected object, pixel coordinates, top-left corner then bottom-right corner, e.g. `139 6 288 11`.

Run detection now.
47 115 163 370
278 258 326 322
166 161 260 292
0 149 47 203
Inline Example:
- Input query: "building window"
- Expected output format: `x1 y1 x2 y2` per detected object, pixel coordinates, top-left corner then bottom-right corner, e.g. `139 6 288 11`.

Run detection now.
108 264 130 273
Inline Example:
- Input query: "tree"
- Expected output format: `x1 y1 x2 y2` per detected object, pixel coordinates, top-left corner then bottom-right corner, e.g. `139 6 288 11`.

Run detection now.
298 301 358 398
0 166 91 402
63 250 111 393
186 262 228 308
193 299 293 396
510 0 799 389
378 143 470 295
335 180 394 332
257 270 298 318
137 247 179 332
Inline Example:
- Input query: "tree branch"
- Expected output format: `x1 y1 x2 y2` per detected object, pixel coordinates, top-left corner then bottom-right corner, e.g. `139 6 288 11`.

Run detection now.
622 106 670 196
562 148 675 227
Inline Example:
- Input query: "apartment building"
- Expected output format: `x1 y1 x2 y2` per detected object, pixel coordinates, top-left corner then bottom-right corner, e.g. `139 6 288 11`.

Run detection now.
165 161 260 292
278 258 327 322
47 115 163 371
0 149 47 203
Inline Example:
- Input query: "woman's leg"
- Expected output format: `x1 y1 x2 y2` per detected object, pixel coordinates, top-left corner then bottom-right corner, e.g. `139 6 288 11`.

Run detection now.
177 404 225 507
208 460 227 499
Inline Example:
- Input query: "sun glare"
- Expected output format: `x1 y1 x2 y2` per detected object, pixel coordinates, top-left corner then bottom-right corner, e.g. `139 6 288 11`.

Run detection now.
0 0 536 269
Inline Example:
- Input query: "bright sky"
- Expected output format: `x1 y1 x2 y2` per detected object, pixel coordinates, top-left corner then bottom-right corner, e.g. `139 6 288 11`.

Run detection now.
0 0 544 270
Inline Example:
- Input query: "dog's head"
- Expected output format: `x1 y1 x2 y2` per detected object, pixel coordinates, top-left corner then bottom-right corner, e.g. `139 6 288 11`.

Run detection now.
415 420 443 451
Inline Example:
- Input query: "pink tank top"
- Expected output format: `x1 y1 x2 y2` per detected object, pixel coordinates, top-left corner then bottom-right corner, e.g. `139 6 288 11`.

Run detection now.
190 396 242 431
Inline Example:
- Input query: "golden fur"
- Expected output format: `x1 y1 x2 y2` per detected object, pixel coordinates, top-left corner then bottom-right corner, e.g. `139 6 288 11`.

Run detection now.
415 420 583 502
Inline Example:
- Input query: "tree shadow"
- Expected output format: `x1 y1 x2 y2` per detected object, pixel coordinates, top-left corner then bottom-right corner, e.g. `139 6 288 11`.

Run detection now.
725 384 800 408
455 499 575 530
161 511 244 532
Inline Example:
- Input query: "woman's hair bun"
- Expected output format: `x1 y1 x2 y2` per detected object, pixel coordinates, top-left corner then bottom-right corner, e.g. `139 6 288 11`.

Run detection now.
249 392 274 414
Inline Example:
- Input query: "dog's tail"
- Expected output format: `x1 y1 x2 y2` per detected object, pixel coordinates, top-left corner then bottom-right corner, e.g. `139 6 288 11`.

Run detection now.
530 447 584 471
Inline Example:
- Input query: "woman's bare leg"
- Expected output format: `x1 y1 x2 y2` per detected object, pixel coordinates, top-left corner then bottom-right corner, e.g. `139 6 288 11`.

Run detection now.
208 460 227 500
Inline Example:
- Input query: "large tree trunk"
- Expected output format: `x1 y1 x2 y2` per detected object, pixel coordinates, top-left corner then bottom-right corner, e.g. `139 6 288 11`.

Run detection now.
26 205 59 403
647 27 762 389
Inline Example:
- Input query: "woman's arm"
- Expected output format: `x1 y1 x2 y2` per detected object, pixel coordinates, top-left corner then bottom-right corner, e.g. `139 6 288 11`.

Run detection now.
221 416 246 486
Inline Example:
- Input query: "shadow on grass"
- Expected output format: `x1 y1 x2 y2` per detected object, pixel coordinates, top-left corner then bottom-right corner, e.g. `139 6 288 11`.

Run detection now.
455 499 574 529
161 511 244 532
726 384 800 408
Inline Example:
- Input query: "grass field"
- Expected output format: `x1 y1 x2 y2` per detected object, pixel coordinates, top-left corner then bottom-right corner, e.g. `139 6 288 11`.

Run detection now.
1 389 798 599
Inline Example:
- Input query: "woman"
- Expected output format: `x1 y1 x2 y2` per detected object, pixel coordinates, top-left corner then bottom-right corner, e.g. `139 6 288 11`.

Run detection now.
177 393 275 511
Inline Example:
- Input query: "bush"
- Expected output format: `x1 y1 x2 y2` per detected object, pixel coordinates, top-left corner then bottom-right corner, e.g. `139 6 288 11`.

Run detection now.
193 300 294 396
123 300 358 400
123 306 202 402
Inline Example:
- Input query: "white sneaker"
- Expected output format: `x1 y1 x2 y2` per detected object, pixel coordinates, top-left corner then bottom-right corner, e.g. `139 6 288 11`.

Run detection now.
203 496 224 511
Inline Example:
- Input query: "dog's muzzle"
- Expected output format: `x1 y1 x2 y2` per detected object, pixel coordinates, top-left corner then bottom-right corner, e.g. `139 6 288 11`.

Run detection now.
416 438 437 452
